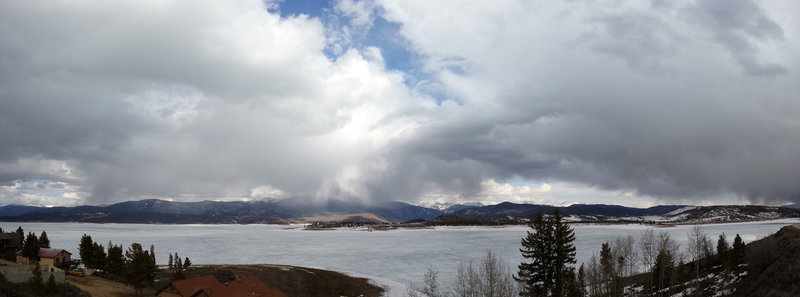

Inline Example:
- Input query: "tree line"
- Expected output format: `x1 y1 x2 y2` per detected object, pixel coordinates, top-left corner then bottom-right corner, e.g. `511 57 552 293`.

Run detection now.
78 234 156 295
78 233 193 296
581 226 746 297
12 226 52 262
406 210 580 297
406 211 748 297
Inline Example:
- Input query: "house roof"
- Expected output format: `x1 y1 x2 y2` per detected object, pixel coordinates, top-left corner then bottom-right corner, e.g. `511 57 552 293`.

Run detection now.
0 233 19 240
38 248 71 258
195 277 288 297
16 248 71 258
166 274 219 297
0 233 21 245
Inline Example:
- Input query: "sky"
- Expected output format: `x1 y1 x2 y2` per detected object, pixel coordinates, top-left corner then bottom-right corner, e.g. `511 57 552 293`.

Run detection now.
1 0 799 208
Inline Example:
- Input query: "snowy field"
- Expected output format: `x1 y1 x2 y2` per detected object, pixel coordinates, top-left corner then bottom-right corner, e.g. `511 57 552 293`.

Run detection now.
6 219 799 295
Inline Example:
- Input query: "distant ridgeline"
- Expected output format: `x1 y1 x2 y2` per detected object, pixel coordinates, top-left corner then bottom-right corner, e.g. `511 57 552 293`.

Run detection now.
0 199 798 225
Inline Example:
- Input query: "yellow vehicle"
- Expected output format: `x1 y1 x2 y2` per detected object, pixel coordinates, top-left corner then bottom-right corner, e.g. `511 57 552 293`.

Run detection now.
67 268 85 277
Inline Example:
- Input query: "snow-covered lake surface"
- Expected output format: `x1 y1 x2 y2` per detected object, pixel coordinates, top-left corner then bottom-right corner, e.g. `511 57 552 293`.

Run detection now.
7 219 799 295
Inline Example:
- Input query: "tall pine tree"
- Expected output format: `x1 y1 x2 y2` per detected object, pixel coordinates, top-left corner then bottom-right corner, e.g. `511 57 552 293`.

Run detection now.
731 234 745 265
22 232 40 261
79 234 94 267
517 213 553 296
107 243 125 276
15 227 24 247
38 231 50 248
717 233 730 270
125 243 155 296
517 210 577 297
552 210 577 297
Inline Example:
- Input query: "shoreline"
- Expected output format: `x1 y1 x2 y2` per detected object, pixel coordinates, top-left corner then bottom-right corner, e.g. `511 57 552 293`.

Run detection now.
3 217 799 227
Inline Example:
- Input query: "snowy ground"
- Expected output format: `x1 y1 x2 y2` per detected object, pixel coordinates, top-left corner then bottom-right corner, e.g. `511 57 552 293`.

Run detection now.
7 218 798 294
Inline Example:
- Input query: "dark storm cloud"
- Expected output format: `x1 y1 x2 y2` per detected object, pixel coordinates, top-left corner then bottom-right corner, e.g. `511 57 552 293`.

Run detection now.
689 0 787 76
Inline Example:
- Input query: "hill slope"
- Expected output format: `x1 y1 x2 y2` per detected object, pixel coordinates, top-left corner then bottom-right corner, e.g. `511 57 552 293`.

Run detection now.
734 223 800 296
1 199 798 225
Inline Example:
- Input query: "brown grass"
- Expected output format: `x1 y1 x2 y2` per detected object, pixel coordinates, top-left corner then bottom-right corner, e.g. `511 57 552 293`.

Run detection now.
66 275 153 297
170 264 386 297
66 264 384 297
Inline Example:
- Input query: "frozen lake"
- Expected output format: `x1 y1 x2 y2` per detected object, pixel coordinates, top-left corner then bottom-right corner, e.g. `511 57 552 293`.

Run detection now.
6 219 798 293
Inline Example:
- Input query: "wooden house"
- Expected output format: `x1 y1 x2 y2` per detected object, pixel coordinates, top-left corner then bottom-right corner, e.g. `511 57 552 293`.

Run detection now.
16 248 71 268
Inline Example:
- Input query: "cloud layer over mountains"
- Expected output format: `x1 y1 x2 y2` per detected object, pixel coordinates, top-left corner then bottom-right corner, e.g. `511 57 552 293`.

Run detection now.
1 0 799 206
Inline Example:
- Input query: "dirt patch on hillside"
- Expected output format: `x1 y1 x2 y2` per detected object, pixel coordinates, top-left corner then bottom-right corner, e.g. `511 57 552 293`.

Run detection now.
64 264 384 297
67 275 153 297
158 264 386 297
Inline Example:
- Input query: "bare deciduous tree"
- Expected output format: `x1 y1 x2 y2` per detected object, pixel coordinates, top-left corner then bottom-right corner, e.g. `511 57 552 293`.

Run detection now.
657 231 681 262
453 260 480 297
639 228 657 274
586 253 601 297
687 225 708 279
612 235 638 277
452 250 517 297
405 267 442 297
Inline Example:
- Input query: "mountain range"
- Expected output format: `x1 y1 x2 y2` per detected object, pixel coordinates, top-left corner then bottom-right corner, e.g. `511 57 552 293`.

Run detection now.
0 199 798 225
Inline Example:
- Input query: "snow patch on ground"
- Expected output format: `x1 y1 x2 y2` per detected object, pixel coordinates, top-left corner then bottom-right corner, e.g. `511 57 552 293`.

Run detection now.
341 271 407 297
666 206 697 216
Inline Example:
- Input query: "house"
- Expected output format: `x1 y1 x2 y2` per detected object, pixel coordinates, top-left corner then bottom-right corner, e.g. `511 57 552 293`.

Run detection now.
16 248 72 268
0 233 22 260
155 274 288 297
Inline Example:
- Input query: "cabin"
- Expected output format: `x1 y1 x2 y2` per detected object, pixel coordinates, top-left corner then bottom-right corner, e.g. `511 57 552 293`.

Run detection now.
16 248 72 268
155 274 287 297
0 233 22 260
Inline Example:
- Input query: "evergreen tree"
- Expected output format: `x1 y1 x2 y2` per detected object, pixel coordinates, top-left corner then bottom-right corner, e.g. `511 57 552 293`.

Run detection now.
45 274 57 294
183 256 191 269
652 249 674 296
599 242 614 296
15 226 24 246
175 253 183 271
731 234 745 265
92 242 107 270
171 252 184 280
517 210 578 297
28 263 44 294
22 232 40 260
576 264 586 297
38 230 50 248
106 243 125 276
125 243 155 296
552 210 577 297
517 213 553 296
717 233 729 269
79 234 94 266
171 266 186 281
149 244 157 274
168 253 174 270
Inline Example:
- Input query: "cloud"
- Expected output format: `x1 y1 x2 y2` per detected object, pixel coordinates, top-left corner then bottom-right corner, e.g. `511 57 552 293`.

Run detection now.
1 0 799 207
0 180 87 207
377 0 800 203
249 185 287 199
688 0 788 76
0 0 428 204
